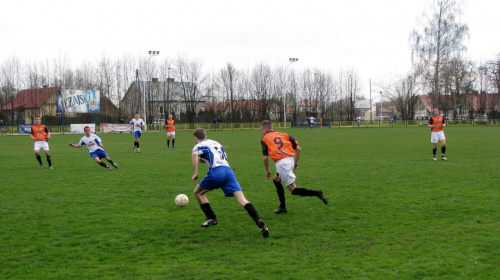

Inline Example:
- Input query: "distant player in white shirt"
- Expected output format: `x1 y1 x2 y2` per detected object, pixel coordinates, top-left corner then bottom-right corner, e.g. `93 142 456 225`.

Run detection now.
130 113 145 152
68 126 119 170
191 128 269 238
308 116 315 128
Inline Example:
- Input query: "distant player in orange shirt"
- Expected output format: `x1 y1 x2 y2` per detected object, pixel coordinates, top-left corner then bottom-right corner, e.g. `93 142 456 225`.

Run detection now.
428 108 447 161
30 116 53 169
164 114 176 148
260 120 328 214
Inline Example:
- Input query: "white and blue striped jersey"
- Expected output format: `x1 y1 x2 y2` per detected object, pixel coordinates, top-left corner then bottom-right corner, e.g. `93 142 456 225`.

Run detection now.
192 139 230 169
130 118 145 132
78 134 104 153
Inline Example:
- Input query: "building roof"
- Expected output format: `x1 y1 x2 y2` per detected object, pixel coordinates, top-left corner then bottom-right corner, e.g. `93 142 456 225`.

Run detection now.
1 87 58 110
133 80 195 102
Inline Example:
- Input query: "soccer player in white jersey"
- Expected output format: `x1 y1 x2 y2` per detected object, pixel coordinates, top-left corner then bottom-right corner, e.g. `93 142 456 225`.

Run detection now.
191 128 269 238
130 113 145 152
68 126 119 170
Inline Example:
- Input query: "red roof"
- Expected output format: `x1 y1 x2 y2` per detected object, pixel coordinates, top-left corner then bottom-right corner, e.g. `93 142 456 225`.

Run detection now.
468 93 498 110
1 87 58 110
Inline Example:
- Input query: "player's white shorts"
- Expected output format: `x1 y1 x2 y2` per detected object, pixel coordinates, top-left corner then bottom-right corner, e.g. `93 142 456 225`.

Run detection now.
34 140 49 151
167 132 175 138
431 131 445 143
275 157 296 187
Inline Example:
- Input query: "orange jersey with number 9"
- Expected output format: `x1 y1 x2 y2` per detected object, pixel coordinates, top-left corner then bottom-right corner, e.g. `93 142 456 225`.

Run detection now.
261 131 299 162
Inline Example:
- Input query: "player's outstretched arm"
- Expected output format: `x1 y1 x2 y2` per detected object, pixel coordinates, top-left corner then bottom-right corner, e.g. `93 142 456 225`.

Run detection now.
68 142 79 148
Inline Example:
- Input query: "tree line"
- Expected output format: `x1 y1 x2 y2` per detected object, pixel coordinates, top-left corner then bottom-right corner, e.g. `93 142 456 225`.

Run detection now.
1 0 499 124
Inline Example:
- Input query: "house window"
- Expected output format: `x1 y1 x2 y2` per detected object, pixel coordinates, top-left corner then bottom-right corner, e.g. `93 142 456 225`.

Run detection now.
160 107 164 114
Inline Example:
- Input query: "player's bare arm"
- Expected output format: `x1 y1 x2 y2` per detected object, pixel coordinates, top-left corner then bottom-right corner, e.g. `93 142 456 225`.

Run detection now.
191 151 199 181
263 155 271 180
294 145 301 171
68 142 79 148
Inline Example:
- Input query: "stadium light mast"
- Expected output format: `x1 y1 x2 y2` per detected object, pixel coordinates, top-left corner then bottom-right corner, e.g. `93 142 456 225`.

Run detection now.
379 91 383 122
143 50 160 126
284 58 298 124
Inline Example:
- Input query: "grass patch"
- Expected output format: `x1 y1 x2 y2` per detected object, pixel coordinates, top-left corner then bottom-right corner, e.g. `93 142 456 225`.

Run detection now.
1 126 499 279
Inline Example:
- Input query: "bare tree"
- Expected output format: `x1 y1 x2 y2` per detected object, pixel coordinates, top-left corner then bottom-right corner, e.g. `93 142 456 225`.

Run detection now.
410 0 469 109
442 56 475 118
487 54 500 116
175 56 205 123
249 63 273 121
215 63 243 121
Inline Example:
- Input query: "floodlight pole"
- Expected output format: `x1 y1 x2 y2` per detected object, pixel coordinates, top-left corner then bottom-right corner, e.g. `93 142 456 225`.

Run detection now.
143 50 159 125
284 58 298 125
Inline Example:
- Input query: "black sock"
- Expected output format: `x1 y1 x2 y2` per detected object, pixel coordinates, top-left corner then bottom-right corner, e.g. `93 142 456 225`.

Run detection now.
200 203 216 220
136 142 140 148
107 159 115 165
433 148 437 156
292 188 320 197
244 203 261 225
133 141 137 147
98 161 108 168
167 140 170 147
441 146 446 156
36 154 42 164
46 155 52 166
172 139 175 147
273 180 286 208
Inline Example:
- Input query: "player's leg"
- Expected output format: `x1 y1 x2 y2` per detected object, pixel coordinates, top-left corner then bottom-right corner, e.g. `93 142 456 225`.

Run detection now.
44 149 52 169
35 150 43 168
172 134 175 148
194 185 218 227
105 156 119 168
287 182 328 205
34 142 43 168
93 156 110 169
233 191 269 238
440 138 447 160
272 174 287 214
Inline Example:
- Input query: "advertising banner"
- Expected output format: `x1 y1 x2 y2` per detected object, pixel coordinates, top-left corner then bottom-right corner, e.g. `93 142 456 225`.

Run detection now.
70 124 96 134
19 125 32 134
58 90 100 113
100 123 133 133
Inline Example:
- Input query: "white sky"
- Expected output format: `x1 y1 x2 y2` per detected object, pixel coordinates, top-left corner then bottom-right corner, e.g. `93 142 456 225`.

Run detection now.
1 0 499 98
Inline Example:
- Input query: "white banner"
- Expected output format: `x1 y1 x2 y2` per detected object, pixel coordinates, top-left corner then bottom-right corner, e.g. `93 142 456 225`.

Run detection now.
70 124 96 134
100 123 133 133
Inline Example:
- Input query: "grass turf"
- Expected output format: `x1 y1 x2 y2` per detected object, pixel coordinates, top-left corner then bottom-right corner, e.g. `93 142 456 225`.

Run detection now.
0 126 499 279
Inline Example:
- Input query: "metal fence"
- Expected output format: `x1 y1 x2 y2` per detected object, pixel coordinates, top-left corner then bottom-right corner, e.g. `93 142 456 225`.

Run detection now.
0 119 499 136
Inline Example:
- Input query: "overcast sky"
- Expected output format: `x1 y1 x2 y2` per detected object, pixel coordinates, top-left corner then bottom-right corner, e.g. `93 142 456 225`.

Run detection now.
1 0 499 98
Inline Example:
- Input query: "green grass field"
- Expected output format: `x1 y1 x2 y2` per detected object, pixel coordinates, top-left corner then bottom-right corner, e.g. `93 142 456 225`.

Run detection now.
1 126 499 279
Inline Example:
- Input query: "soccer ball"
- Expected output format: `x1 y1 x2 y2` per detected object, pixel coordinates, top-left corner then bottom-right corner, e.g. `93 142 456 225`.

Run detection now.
175 194 189 207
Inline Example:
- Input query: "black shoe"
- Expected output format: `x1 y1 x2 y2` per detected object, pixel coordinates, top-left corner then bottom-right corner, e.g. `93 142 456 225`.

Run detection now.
317 190 328 205
201 218 218 227
274 207 288 214
112 163 119 169
257 218 269 238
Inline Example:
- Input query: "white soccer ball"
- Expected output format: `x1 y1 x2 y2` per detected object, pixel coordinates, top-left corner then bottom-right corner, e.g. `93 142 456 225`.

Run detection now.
175 194 189 207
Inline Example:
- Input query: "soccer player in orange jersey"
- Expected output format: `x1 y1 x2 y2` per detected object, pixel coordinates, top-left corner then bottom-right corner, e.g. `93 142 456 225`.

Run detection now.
30 116 53 169
428 108 447 161
164 114 176 148
260 120 328 214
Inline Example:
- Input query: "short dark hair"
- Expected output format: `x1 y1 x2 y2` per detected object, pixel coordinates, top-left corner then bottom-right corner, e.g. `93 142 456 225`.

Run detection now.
260 120 273 130
193 128 207 140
